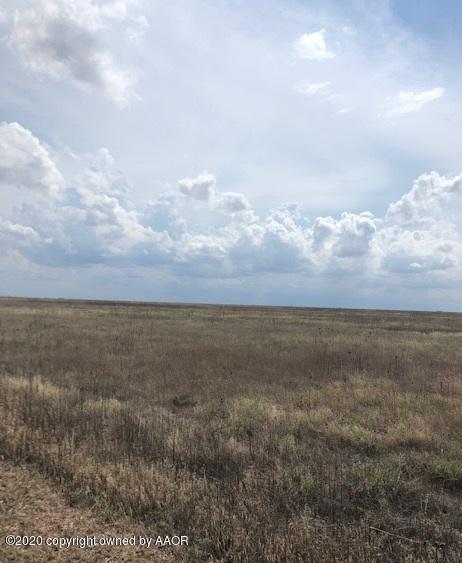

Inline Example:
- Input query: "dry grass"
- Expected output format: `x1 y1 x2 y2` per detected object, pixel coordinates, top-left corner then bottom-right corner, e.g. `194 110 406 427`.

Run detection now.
0 459 174 562
1 297 462 562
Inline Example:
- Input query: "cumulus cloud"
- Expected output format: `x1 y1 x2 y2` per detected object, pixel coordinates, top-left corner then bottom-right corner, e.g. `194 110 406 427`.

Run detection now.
0 121 64 196
293 29 335 61
216 192 252 216
313 212 376 258
1 122 461 285
384 88 445 117
380 228 459 274
6 0 142 107
0 122 170 264
386 171 462 226
75 147 131 197
143 194 186 240
178 172 217 202
178 172 253 220
0 218 41 245
378 172 462 274
217 204 308 275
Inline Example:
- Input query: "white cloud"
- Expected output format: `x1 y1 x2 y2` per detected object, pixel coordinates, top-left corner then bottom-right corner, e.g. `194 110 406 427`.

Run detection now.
6 0 142 107
293 29 335 61
386 171 462 226
178 172 217 202
143 194 186 240
0 219 41 245
175 233 227 266
380 228 459 274
379 172 462 274
75 147 130 197
178 173 253 220
1 123 461 288
0 121 64 197
294 81 330 95
226 205 311 274
384 88 445 117
216 192 251 215
312 212 376 258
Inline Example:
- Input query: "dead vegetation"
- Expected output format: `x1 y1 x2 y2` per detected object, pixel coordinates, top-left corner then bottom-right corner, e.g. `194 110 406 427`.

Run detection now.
0 297 462 562
0 459 174 562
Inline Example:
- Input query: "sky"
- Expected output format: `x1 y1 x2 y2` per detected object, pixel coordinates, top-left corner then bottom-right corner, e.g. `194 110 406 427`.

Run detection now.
0 0 461 311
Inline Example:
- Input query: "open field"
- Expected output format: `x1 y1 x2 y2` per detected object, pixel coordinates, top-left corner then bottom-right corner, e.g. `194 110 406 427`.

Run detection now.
0 458 174 562
1 297 462 562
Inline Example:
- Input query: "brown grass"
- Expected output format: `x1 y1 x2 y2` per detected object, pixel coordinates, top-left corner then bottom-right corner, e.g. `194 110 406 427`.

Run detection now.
1 297 462 562
0 459 174 562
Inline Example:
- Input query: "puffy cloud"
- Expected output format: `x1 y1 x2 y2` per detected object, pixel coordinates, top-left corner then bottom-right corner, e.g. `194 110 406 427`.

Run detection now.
216 192 251 215
332 212 376 258
293 29 335 61
0 218 41 245
178 173 253 220
1 123 461 286
380 172 462 274
178 172 216 202
386 171 462 226
0 125 170 266
60 154 172 260
312 212 376 258
175 233 227 266
74 147 131 197
227 204 311 274
0 121 64 196
6 0 142 107
381 229 459 274
384 88 445 117
143 193 186 240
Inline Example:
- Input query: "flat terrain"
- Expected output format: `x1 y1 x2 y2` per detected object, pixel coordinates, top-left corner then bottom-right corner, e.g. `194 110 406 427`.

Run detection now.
0 459 174 562
0 297 462 562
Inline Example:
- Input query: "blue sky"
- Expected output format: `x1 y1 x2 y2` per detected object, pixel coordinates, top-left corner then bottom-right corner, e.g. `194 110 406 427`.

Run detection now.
0 0 461 310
